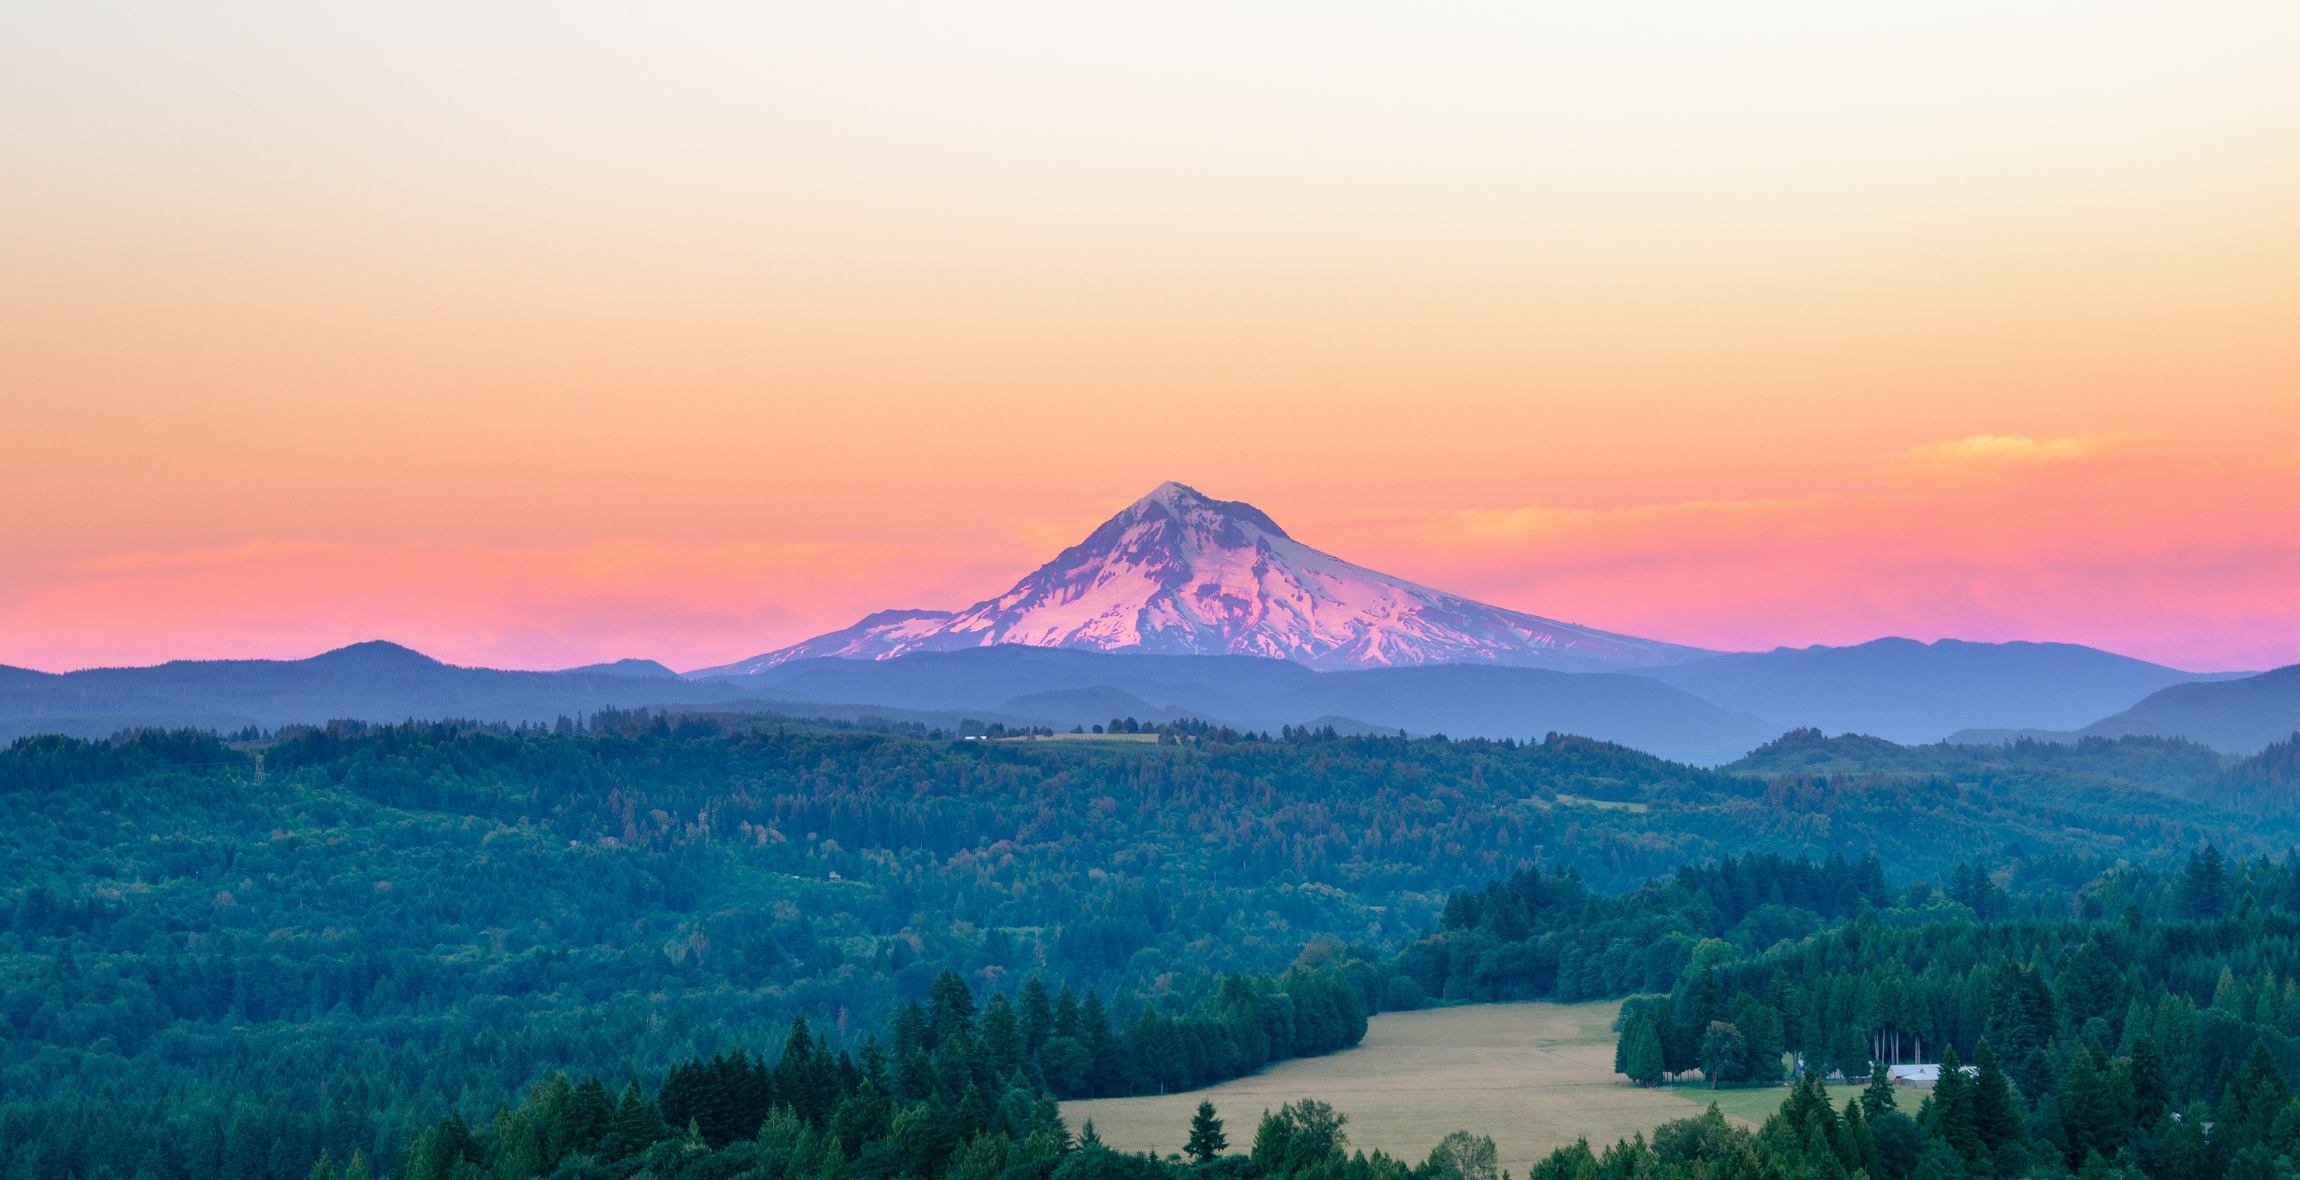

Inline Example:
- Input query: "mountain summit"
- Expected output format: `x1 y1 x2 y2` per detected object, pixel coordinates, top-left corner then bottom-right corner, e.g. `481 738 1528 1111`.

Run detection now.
695 482 1707 675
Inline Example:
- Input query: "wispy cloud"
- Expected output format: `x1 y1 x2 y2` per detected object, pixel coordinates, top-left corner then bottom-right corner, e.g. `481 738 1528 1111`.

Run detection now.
1290 440 2300 671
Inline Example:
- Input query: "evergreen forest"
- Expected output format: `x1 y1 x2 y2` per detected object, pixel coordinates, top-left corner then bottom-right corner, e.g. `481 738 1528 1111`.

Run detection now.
6 714 2300 1180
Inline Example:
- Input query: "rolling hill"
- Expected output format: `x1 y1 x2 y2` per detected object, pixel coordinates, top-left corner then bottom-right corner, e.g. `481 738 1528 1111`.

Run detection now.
2076 663 2300 753
1633 637 2251 745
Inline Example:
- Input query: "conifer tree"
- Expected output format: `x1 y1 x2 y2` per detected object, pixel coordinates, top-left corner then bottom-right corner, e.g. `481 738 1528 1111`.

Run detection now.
1081 990 1123 1097
891 1001 929 1062
1020 976 1054 1054
607 1079 667 1161
2180 846 2232 919
1031 1096 1072 1153
306 1149 335 1180
2061 1048 2120 1167
1187 1101 1228 1164
982 993 1025 1078
1926 1044 1985 1169
1743 1004 1787 1084
1627 1021 1666 1087
899 1049 937 1105
1054 984 1081 1041
929 970 979 1047
1971 1037 2023 1152
341 1152 371 1180
1861 1060 1897 1119
2129 1037 2169 1125
1840 1099 1884 1180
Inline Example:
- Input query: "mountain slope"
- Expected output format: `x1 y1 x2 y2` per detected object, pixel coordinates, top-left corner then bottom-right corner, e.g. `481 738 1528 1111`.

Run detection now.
691 482 1708 675
554 658 680 678
0 641 761 740
686 645 1777 764
1635 637 2249 745
2079 664 2299 752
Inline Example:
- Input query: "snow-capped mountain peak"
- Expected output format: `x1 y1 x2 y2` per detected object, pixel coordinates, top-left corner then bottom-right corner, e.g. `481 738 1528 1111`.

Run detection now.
688 483 1707 675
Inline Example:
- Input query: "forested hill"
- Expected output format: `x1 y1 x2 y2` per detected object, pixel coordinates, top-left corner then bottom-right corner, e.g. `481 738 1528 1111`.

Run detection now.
6 719 2300 1179
1575 845 2300 1180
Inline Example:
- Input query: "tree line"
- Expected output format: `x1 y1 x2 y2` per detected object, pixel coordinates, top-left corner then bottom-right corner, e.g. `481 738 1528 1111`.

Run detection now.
8 721 2300 1180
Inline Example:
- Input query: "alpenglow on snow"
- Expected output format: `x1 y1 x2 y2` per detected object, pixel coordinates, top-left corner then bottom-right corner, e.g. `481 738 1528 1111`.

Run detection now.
690 482 1709 675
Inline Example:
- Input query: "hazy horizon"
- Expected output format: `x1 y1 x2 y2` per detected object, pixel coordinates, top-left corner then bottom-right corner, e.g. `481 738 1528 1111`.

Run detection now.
6 4 2297 673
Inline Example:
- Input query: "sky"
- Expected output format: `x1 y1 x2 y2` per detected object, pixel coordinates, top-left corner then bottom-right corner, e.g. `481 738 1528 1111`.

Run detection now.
3 3 2297 675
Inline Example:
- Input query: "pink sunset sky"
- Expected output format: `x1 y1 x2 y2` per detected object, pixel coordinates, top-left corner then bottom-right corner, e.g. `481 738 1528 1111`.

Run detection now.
4 4 2297 675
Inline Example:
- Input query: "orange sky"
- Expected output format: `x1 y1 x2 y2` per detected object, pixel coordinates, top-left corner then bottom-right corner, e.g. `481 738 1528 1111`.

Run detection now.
4 4 2298 673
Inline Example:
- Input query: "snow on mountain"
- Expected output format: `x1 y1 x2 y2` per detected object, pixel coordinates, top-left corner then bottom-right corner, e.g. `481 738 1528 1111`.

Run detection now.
688 482 1710 676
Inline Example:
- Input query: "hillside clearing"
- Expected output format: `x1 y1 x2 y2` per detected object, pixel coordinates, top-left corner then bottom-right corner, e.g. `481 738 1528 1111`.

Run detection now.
1061 1001 1795 1176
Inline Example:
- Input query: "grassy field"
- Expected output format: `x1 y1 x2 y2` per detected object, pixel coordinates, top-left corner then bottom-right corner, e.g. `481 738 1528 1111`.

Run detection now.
1550 795 1649 813
1678 1081 1865 1124
1061 1001 1818 1177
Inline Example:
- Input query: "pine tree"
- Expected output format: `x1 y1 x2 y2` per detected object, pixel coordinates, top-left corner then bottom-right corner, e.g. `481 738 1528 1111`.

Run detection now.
307 1150 335 1180
1081 990 1123 1097
607 1079 667 1161
1627 1020 1666 1087
1971 1037 2023 1152
2061 1048 2120 1168
1927 1044 1985 1168
1079 1119 1103 1149
2130 1037 2170 1124
778 1019 835 1126
929 969 979 1047
1841 1099 1884 1180
1020 976 1054 1054
1692 968 1726 1028
1031 1096 1072 1153
818 1139 851 1180
1054 984 1081 1040
1861 1060 1897 1119
891 1002 930 1062
2180 846 2232 920
341 1152 371 1180
982 993 1025 1078
1744 1005 1787 1084
559 1074 613 1157
1187 1101 1228 1164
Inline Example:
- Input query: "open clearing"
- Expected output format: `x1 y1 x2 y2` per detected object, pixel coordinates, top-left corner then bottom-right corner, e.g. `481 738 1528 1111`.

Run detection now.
1061 1001 1815 1176
1692 1081 1864 1125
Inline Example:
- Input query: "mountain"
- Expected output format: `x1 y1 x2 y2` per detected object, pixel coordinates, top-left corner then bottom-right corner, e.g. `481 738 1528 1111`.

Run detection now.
690 481 1709 676
1723 725 2229 791
0 640 1768 762
0 641 760 742
555 658 679 678
1633 637 2253 745
2077 663 2299 753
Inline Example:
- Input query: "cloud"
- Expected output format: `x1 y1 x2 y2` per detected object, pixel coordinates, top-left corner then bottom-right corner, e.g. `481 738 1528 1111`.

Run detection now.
1292 442 2300 671
1896 433 2122 469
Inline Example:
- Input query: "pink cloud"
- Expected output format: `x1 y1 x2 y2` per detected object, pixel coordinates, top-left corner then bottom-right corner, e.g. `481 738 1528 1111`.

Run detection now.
1291 437 2300 671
